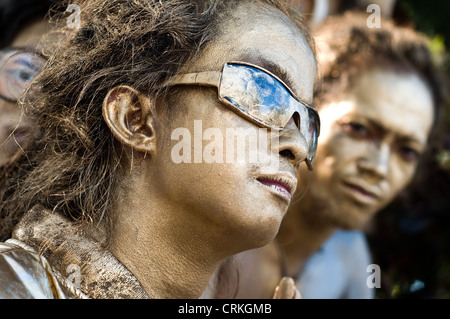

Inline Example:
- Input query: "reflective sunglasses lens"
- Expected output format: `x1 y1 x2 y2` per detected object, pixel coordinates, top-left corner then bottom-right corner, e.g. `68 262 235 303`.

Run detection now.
220 63 294 129
220 63 319 161
305 108 319 163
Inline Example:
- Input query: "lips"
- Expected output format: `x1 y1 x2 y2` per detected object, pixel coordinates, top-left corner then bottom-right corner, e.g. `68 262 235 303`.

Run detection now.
257 174 296 201
341 180 382 205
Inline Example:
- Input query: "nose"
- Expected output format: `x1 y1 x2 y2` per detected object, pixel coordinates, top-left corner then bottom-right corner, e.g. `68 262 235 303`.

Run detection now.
277 117 309 167
358 143 390 181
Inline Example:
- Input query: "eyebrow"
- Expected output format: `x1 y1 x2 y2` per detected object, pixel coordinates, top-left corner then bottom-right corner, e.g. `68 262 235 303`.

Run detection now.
239 54 299 98
15 57 37 69
1 46 37 54
1 46 46 61
365 117 424 145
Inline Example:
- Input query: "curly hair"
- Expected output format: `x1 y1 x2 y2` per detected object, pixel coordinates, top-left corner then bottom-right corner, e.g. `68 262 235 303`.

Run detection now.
0 0 313 241
312 11 447 126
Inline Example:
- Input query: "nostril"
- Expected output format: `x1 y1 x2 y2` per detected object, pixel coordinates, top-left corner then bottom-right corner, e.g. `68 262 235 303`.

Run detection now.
279 149 295 160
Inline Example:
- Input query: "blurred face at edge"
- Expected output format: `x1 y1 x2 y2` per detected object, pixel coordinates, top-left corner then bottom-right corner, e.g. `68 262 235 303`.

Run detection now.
0 19 49 165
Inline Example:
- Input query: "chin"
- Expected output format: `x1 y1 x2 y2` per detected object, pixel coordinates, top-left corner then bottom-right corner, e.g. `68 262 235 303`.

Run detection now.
231 203 285 250
337 219 367 231
333 208 375 230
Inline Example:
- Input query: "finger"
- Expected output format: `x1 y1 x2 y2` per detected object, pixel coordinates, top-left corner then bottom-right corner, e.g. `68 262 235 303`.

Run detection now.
273 276 297 299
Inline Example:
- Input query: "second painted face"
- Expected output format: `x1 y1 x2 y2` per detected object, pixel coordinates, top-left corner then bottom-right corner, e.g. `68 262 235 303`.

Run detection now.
303 69 434 229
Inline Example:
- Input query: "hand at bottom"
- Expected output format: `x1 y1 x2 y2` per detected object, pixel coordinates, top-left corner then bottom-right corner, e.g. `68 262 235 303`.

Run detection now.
272 276 302 299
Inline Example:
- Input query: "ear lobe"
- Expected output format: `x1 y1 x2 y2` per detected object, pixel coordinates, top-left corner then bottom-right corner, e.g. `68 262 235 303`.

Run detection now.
102 85 156 154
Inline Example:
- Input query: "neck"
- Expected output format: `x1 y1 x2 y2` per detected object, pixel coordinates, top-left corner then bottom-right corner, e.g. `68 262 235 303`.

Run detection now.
275 194 336 277
108 168 228 299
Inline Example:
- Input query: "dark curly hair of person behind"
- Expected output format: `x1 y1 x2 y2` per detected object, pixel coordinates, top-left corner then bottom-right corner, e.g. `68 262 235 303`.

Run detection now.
313 11 447 125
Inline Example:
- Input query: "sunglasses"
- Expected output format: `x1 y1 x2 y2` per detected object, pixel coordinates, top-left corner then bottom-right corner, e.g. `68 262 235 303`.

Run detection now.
0 47 46 103
166 61 320 170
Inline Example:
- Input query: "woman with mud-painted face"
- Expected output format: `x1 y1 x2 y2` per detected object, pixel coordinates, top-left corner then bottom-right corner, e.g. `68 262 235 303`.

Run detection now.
0 0 319 299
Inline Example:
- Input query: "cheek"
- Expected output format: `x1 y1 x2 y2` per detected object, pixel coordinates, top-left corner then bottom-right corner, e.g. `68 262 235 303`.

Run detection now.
387 158 418 194
315 131 364 175
154 114 251 201
0 107 22 142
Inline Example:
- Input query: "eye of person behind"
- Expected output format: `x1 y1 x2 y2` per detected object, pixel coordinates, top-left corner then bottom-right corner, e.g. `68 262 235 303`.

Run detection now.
0 48 46 103
338 118 423 163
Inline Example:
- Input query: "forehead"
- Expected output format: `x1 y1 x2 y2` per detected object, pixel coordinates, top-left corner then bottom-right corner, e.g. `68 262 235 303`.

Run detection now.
11 18 51 49
345 70 434 144
187 2 317 104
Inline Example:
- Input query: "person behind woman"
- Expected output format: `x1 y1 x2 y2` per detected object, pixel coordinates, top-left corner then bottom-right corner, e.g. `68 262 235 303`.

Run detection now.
0 0 319 299
0 0 57 166
225 11 447 299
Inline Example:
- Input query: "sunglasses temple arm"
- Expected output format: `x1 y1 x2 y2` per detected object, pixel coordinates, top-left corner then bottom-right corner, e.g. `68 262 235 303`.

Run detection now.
306 158 314 171
165 71 222 88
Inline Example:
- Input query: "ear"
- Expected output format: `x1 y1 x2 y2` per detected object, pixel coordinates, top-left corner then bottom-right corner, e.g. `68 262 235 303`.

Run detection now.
102 85 156 154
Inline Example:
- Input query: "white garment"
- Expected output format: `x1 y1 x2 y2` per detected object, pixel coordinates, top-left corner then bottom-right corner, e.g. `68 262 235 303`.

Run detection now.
297 230 375 299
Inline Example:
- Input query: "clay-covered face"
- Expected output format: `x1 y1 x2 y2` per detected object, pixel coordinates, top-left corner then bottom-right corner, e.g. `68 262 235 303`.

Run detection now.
151 3 316 248
305 69 434 229
0 19 49 165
